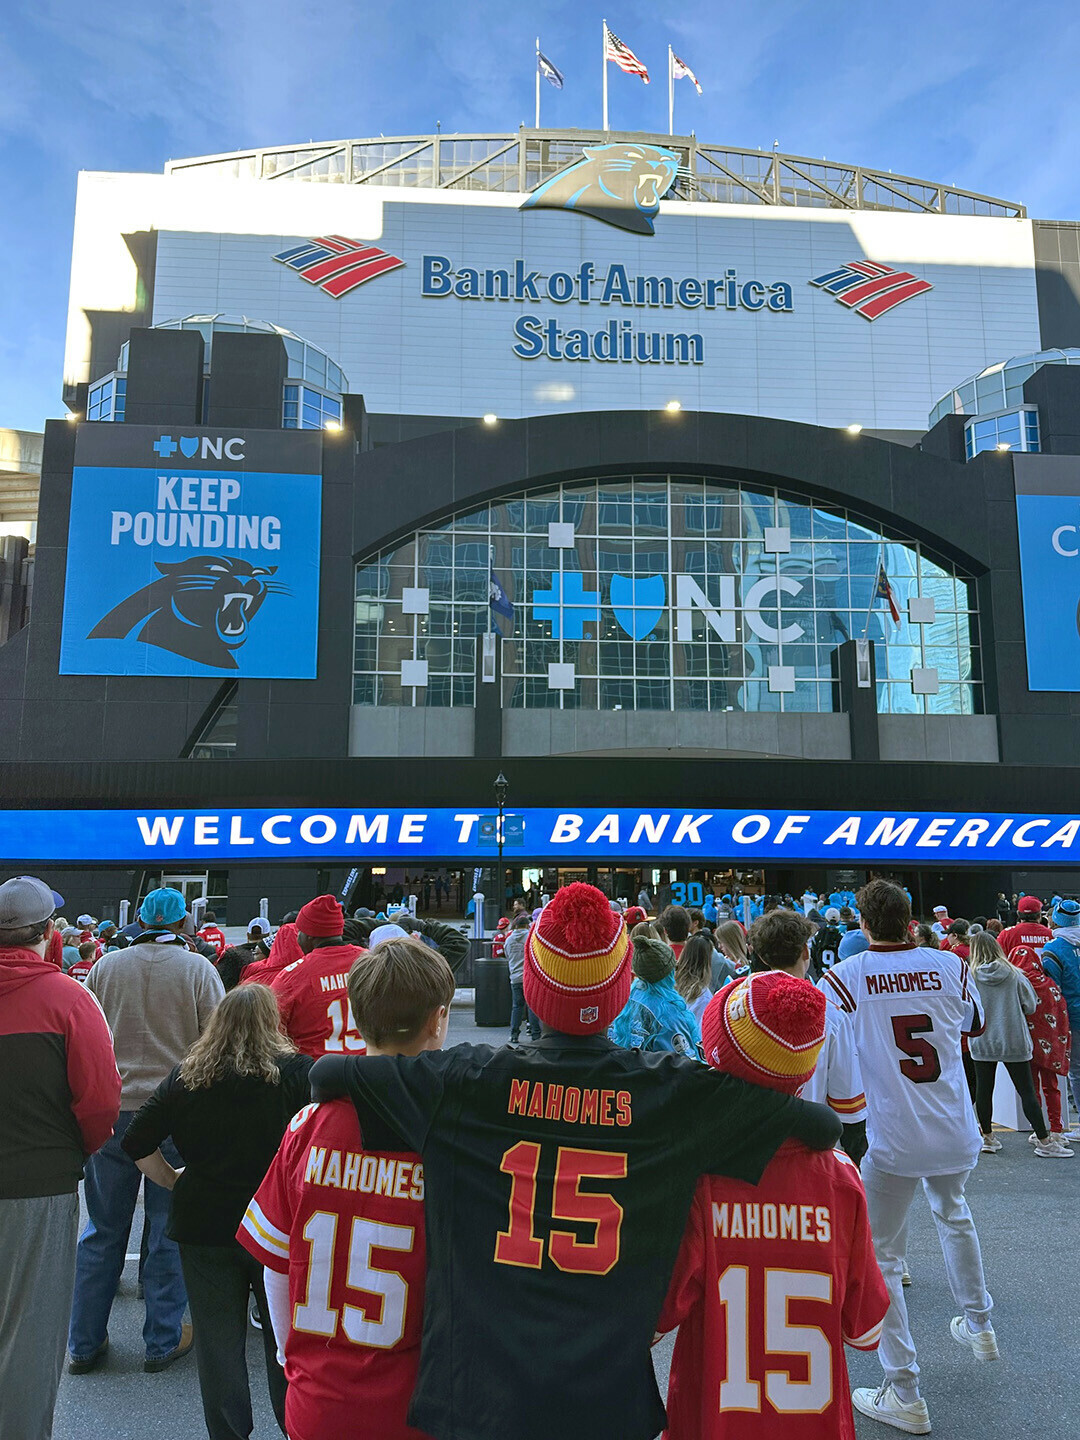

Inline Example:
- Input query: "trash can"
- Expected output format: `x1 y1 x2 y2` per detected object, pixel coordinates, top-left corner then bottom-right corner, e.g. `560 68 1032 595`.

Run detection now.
474 956 512 1028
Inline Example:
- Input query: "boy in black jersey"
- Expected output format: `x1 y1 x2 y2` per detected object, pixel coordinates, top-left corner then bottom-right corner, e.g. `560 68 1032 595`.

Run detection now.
311 881 841 1440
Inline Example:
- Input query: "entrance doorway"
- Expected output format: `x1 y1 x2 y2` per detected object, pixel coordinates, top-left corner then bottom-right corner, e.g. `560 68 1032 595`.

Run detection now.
162 874 209 907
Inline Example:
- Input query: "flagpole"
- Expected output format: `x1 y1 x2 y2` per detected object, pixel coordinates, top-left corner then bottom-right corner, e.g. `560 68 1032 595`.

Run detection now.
668 45 674 136
602 19 609 130
535 36 541 128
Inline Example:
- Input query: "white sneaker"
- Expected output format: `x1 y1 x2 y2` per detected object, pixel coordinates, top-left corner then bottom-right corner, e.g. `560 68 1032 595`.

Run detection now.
1059 1126 1080 1141
852 1383 931 1434
1035 1138 1072 1158
1051 1134 1075 1155
950 1315 1000 1361
980 1133 1002 1153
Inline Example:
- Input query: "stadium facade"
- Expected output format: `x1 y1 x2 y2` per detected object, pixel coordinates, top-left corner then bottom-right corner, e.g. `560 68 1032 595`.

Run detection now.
4 128 1080 920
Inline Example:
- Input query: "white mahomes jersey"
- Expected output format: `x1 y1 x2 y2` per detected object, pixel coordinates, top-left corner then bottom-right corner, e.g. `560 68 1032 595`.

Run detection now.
801 1001 867 1122
823 943 982 1178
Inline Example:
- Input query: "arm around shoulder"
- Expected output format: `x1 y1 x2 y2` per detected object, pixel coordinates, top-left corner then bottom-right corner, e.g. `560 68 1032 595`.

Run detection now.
789 1096 844 1151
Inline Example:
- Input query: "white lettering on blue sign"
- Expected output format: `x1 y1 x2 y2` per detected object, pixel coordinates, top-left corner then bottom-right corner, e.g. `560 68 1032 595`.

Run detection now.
13 808 1080 867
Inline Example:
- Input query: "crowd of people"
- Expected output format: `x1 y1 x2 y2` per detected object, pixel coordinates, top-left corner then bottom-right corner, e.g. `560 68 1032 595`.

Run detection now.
2 869 1077 1440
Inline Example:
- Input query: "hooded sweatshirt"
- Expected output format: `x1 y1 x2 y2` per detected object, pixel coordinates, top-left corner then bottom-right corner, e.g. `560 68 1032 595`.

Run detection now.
0 946 122 1198
504 925 529 985
1041 927 1080 1026
608 973 703 1059
968 958 1037 1063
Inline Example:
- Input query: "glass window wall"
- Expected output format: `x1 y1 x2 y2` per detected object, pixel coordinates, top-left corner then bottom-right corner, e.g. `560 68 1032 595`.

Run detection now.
354 476 980 714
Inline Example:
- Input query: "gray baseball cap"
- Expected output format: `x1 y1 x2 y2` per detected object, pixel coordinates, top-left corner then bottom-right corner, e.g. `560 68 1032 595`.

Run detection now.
0 876 63 928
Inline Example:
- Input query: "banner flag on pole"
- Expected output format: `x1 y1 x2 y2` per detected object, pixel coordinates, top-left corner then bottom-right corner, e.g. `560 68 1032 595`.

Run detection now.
604 24 650 83
671 53 702 93
874 562 902 625
538 51 564 89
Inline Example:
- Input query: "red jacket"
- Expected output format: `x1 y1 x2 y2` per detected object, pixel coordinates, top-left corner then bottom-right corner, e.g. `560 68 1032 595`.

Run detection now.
199 924 228 959
0 946 122 1198
241 921 302 988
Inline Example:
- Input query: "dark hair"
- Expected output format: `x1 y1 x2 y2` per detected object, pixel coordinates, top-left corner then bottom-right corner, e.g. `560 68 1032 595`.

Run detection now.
971 916 987 928
947 918 970 937
0 918 51 950
660 905 691 943
347 937 455 1049
203 911 216 923
748 909 814 970
675 932 714 1005
856 879 912 943
280 910 300 925
914 922 938 948
688 908 706 929
511 913 531 930
839 907 854 923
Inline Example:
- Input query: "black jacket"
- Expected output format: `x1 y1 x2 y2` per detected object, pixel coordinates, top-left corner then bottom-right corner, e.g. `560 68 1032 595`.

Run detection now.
122 1053 312 1244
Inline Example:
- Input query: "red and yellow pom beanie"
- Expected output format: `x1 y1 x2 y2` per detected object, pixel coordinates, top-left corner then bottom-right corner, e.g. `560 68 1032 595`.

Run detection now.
524 883 631 1035
701 971 826 1093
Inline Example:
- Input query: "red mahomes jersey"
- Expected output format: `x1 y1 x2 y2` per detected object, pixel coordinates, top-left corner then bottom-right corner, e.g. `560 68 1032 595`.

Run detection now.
270 945 367 1059
998 921 1052 956
199 924 227 958
238 1099 430 1440
658 1140 888 1440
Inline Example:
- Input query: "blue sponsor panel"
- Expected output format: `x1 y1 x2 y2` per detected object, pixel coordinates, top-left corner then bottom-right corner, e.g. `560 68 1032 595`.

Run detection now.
3 807 1080 865
1015 482 1080 690
59 426 322 678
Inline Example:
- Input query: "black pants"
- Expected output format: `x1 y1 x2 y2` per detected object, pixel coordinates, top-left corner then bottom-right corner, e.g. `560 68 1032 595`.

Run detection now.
179 1241 287 1440
962 1049 977 1104
973 1058 1048 1141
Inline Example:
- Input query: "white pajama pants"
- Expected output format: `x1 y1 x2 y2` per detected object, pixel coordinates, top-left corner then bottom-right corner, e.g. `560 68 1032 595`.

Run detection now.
861 1159 992 1392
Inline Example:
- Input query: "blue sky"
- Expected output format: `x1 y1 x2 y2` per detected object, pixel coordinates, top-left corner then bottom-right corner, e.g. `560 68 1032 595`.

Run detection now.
2 0 1079 433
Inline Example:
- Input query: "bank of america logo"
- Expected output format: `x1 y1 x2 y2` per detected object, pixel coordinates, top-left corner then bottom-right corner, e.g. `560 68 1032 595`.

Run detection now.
273 236 405 297
809 261 932 320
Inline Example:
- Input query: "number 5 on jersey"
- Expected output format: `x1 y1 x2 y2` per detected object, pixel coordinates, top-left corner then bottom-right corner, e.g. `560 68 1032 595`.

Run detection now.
325 997 366 1053
494 1142 627 1276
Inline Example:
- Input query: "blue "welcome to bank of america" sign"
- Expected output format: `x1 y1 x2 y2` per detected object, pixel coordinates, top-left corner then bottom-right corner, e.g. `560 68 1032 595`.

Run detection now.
4 807 1080 866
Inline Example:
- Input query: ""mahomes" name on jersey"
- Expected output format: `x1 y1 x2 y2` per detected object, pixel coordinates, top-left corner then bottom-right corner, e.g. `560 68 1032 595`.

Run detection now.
865 970 943 996
303 1145 425 1200
712 1201 833 1243
507 1079 633 1127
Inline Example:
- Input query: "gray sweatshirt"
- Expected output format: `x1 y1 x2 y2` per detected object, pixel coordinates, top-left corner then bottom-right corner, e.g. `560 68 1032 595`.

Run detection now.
968 958 1037 1063
504 927 529 985
86 935 224 1107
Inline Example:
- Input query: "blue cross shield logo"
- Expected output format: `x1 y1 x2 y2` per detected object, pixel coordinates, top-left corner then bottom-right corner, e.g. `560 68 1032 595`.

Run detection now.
610 574 666 640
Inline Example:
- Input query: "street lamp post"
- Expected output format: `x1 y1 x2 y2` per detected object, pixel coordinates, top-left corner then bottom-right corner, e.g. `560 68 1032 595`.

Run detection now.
494 771 509 915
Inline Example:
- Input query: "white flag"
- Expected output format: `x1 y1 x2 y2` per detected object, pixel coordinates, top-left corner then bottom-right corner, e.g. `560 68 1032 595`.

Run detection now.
672 53 702 94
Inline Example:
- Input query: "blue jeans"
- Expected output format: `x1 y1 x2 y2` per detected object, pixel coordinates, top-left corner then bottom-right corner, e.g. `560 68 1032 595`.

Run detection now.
510 981 540 1042
68 1110 187 1361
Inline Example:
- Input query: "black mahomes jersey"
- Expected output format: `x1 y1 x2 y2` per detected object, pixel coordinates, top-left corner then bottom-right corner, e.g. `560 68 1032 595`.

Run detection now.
312 1035 841 1440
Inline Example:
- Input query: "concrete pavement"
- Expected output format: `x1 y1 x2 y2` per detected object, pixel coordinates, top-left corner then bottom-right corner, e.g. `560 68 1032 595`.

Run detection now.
51 1005 1079 1440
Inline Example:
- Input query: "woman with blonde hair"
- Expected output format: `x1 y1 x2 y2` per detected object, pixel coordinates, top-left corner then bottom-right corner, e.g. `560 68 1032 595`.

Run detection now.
967 931 1065 1159
712 919 747 990
674 931 715 1023
123 983 313 1438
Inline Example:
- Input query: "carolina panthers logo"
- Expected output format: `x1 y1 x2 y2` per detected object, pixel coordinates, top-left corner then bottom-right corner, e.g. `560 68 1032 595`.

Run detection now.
521 143 680 235
88 555 288 669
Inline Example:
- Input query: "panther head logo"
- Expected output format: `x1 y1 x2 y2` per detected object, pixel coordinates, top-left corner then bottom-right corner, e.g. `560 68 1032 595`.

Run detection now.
88 555 288 669
521 143 681 235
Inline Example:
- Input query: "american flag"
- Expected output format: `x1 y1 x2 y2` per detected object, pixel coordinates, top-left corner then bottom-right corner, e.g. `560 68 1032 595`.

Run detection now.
273 236 405 298
605 25 649 83
874 563 901 625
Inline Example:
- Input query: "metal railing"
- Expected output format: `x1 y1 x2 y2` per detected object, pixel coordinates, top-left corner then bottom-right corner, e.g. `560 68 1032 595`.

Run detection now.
166 128 1025 218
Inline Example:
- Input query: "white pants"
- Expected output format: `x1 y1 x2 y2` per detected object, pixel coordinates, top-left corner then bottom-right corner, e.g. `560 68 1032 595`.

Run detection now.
861 1159 992 1392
